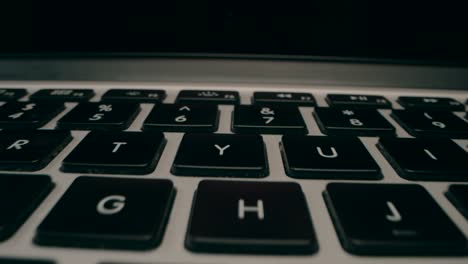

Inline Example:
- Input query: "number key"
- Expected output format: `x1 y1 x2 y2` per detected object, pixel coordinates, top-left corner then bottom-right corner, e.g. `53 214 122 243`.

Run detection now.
57 102 140 130
232 105 307 134
0 102 65 129
391 110 468 138
313 108 395 136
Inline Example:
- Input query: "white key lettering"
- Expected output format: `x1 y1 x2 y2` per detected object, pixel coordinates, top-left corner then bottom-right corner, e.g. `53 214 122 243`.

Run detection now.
112 142 127 153
349 118 363 126
96 195 126 215
316 146 338 158
7 139 30 150
8 112 24 119
423 149 438 160
238 199 264 220
214 144 230 156
21 103 36 111
385 201 402 222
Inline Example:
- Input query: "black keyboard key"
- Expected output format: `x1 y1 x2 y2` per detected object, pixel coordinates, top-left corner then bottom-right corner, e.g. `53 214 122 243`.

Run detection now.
0 102 64 129
281 135 381 180
326 94 391 108
232 105 307 134
324 183 467 255
176 90 239 105
252 92 315 106
0 174 53 241
186 180 317 254
0 88 27 101
172 133 268 177
61 131 166 175
57 102 140 130
35 176 175 250
446 185 468 220
398 96 464 111
0 130 72 171
0 258 54 264
377 137 468 181
313 107 395 136
143 104 219 132
30 89 94 102
101 89 166 103
392 110 468 138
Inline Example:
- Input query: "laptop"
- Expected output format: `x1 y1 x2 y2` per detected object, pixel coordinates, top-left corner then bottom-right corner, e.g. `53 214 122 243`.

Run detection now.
0 3 467 264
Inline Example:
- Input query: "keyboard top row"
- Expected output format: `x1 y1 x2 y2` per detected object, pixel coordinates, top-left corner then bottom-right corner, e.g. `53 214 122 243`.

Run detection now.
0 88 466 110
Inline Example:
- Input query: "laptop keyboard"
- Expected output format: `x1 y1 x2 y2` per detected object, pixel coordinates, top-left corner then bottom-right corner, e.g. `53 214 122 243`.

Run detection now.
0 86 466 264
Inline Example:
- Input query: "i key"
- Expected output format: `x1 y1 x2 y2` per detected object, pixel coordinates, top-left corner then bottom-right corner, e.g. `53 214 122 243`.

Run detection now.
0 102 65 129
252 92 316 106
35 176 175 250
397 96 464 111
326 94 392 109
171 133 268 177
281 135 381 180
30 89 95 102
314 108 395 136
377 137 468 181
0 174 53 241
101 89 166 103
324 183 467 255
61 131 166 175
185 180 318 254
391 110 468 138
57 102 140 130
232 105 307 134
0 130 72 171
176 90 239 105
143 104 219 132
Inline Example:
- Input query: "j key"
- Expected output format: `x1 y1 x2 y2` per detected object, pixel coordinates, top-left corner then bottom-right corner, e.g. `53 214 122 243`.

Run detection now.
143 104 219 132
30 89 95 102
0 174 53 241
101 89 166 103
398 96 464 111
57 102 140 130
172 133 268 177
186 180 317 254
391 110 468 138
0 130 72 171
324 183 467 255
314 108 395 136
232 105 307 134
446 185 468 220
35 176 175 250
377 137 468 181
0 258 54 264
0 88 27 101
0 102 64 129
176 90 239 105
326 94 392 109
61 131 166 175
281 135 381 180
252 92 316 106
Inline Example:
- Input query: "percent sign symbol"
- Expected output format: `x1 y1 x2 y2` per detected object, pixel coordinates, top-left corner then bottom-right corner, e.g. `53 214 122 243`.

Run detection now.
98 104 113 112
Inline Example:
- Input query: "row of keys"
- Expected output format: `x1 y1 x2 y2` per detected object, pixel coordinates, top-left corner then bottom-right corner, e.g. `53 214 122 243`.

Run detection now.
1 88 466 110
0 131 466 182
0 102 467 137
2 175 467 255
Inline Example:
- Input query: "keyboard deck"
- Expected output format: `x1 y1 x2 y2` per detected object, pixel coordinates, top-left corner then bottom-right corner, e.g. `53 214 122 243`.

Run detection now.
0 83 467 264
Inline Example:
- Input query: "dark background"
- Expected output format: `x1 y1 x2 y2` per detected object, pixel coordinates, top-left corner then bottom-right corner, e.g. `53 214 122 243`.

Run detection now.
0 3 466 64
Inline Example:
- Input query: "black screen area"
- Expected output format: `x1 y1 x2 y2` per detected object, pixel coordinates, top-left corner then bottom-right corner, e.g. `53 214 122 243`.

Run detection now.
1 3 466 64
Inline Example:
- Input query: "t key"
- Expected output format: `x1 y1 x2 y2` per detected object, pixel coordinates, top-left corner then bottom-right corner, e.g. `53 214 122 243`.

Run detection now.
324 183 467 255
143 104 219 132
377 137 468 181
281 135 381 180
0 102 65 129
232 105 307 134
185 180 318 254
61 131 166 175
391 110 468 138
171 133 268 177
313 108 395 136
57 102 140 130
0 130 72 171
35 176 175 250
